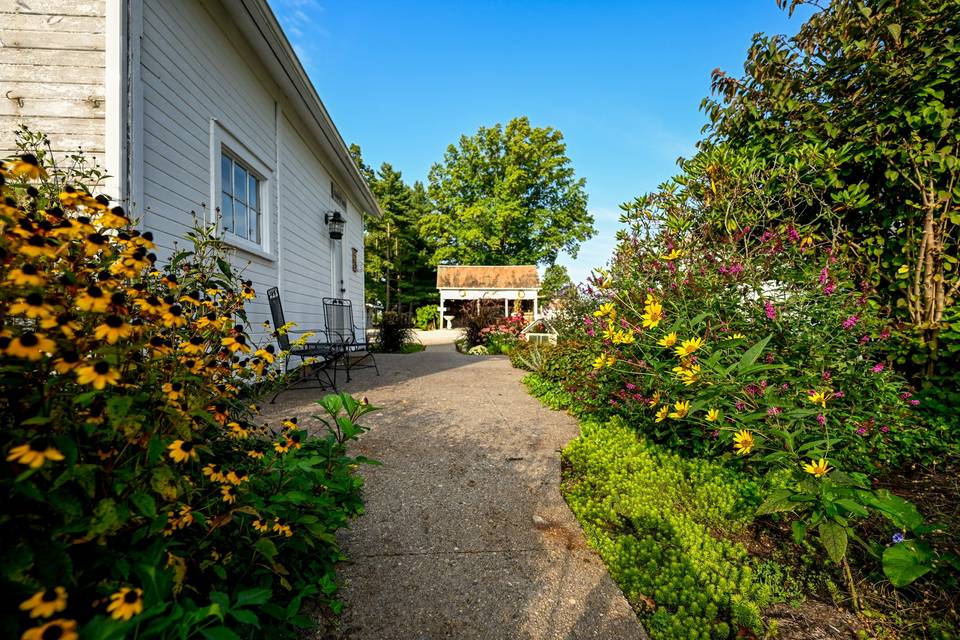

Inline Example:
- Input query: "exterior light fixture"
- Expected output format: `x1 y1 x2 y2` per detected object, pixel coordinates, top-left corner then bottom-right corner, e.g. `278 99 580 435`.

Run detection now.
325 211 345 239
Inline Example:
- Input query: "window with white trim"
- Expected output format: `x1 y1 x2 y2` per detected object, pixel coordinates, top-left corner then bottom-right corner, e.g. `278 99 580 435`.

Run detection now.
220 151 262 245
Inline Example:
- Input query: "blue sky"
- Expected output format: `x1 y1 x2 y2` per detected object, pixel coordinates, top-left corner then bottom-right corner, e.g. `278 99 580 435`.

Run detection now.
268 1 813 284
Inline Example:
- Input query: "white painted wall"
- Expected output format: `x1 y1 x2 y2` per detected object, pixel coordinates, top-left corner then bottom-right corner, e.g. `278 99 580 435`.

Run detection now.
136 0 367 343
0 0 106 158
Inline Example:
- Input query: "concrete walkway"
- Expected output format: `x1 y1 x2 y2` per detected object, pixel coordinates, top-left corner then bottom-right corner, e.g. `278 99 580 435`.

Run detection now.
273 344 645 639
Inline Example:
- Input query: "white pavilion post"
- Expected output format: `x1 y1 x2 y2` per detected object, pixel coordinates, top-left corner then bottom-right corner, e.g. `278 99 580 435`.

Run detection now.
533 294 539 319
504 297 509 317
438 291 446 329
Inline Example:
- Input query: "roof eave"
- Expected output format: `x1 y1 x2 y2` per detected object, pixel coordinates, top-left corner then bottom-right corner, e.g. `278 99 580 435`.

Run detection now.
225 0 382 219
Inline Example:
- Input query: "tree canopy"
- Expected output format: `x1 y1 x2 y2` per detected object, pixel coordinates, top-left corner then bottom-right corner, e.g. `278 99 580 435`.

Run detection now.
539 263 573 304
351 145 436 310
422 116 594 266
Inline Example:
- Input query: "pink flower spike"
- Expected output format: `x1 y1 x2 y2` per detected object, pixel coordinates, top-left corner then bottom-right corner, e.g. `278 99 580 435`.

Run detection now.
817 413 826 425
819 267 829 285
764 300 777 320
823 282 836 295
842 315 859 330
871 363 885 373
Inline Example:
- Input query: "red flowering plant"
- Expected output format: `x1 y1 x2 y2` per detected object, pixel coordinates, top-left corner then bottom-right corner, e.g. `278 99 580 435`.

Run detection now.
1 137 373 640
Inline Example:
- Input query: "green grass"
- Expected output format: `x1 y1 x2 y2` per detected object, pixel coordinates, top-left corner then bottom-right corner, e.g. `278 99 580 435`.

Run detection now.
399 342 426 353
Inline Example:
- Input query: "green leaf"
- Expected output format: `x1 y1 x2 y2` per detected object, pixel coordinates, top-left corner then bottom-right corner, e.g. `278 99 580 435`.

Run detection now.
737 335 771 373
819 522 848 564
887 23 902 44
883 541 933 587
756 488 795 515
130 492 157 518
834 498 869 517
229 608 260 626
201 626 241 640
235 587 272 607
253 538 277 561
791 520 807 544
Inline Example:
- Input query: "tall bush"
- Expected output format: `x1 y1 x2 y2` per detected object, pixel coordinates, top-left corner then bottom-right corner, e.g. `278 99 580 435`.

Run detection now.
0 145 372 640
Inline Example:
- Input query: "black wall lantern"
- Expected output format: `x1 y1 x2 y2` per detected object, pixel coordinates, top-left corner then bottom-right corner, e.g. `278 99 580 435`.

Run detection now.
324 211 345 240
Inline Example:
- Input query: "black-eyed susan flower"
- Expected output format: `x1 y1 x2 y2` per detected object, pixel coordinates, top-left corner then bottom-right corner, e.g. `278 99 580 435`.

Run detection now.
225 470 248 485
803 458 831 478
7 153 47 180
76 285 110 313
20 234 59 259
9 293 55 320
281 417 298 430
21 619 78 640
19 587 67 618
162 382 184 402
148 335 172 357
106 587 142 621
733 430 754 455
252 519 270 533
202 463 226 483
6 441 65 469
179 336 206 354
97 206 129 229
247 446 265 459
83 232 109 256
168 505 193 530
5 263 44 286
161 304 186 328
53 351 81 374
221 335 251 353
167 440 198 464
40 312 80 339
272 518 292 538
274 437 292 455
6 332 56 361
93 315 133 344
241 281 255 299
227 421 249 439
254 345 276 364
136 295 165 314
75 361 120 389
220 484 237 504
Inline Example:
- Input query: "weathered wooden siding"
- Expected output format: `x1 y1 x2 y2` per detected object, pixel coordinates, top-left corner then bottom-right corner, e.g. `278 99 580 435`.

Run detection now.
0 0 106 158
139 0 368 339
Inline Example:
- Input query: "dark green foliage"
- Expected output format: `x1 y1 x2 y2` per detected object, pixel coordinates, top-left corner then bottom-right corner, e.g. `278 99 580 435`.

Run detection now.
376 311 414 353
539 263 573 305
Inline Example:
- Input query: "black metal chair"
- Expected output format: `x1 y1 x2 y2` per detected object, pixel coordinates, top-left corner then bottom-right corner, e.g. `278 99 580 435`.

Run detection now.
267 287 339 402
322 297 379 382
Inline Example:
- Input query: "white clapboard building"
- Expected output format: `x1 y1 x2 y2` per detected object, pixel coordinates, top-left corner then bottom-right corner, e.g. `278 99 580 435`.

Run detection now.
0 0 380 339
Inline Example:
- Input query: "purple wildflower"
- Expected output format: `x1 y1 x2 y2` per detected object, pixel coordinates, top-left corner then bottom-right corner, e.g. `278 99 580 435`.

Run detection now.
834 391 845 398
842 315 859 330
767 407 782 416
823 282 836 295
880 426 890 433
822 370 832 381
871 363 885 373
735 401 747 411
764 300 777 320
817 414 826 426
819 267 829 285
892 533 904 544
909 399 920 406
856 427 868 436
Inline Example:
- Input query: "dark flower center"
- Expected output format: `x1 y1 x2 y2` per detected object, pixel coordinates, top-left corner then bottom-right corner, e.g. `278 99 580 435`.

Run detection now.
41 589 59 602
41 624 63 640
19 332 39 347
22 263 38 275
150 336 165 347
93 361 110 374
86 286 103 298
25 292 44 305
190 337 203 346
105 315 124 328
181 442 193 452
123 590 139 604
172 382 182 392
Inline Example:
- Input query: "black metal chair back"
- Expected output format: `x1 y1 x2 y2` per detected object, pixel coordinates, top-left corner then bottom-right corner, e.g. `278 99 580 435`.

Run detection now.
323 297 355 347
267 287 290 351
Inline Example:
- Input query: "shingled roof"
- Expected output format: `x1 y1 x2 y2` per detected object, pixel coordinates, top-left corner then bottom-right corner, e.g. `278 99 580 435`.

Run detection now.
436 265 540 290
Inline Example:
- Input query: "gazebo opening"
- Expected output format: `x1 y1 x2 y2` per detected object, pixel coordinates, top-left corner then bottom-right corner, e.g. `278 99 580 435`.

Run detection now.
436 265 541 329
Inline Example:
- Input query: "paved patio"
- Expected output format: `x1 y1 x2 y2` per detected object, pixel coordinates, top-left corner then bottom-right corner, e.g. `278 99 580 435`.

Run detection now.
271 342 645 639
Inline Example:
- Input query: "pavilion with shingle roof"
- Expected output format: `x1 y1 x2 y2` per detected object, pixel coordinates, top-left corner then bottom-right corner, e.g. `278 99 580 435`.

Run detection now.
437 265 541 328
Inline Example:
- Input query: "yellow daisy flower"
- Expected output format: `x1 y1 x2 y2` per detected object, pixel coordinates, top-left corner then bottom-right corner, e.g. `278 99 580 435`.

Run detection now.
253 519 270 533
674 337 704 357
75 361 120 389
668 400 690 419
803 458 831 478
593 302 616 319
655 405 669 423
733 430 754 455
705 408 721 422
641 302 664 329
93 315 133 344
657 332 678 348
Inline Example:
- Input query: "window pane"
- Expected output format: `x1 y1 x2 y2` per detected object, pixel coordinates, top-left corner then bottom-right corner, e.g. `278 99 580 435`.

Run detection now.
234 164 247 205
248 175 257 211
234 203 248 241
221 194 234 234
249 207 259 243
221 154 232 196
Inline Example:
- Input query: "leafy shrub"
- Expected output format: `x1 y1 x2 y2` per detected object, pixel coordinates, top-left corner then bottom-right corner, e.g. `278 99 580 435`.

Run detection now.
467 345 488 355
461 300 501 348
509 342 554 373
0 147 372 639
377 310 414 352
414 304 438 330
